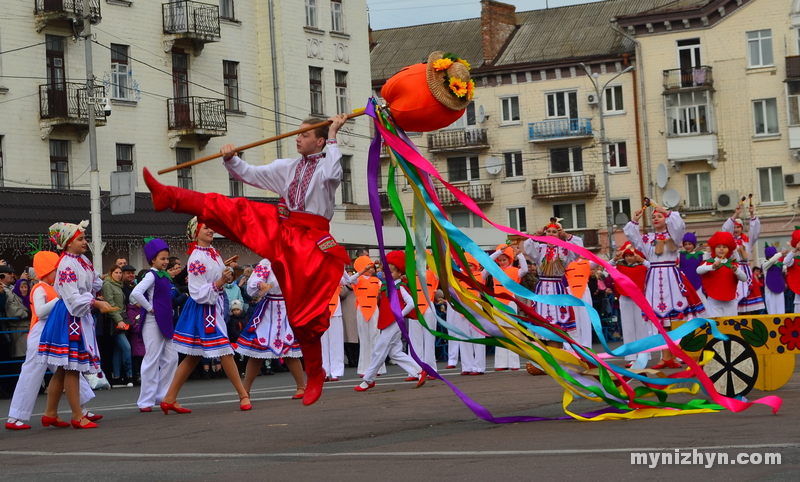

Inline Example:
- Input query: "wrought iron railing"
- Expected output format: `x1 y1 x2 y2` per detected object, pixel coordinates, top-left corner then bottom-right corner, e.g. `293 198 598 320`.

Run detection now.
39 82 107 121
162 1 220 37
662 66 713 91
528 118 592 141
35 0 100 16
167 97 227 131
531 174 597 198
427 128 489 151
434 183 493 205
787 56 800 79
680 202 716 213
570 229 599 248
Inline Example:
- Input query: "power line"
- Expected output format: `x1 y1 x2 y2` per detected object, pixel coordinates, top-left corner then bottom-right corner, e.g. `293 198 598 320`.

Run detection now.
0 42 46 56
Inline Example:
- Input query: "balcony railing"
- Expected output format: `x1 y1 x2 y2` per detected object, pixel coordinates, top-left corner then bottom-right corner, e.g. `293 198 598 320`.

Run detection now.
378 191 392 211
680 201 716 213
434 183 493 205
570 229 599 249
35 0 100 16
528 118 592 142
163 1 220 37
167 97 226 132
662 66 713 91
39 83 107 122
531 174 597 199
787 56 800 79
427 128 489 152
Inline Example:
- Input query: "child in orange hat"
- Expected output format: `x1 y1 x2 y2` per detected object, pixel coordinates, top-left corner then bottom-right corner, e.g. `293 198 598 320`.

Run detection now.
697 232 747 318
610 242 650 367
483 243 527 371
348 255 384 377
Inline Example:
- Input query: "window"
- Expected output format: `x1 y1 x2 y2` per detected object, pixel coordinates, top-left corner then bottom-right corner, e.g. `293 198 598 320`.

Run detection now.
448 101 476 128
116 144 133 171
331 0 344 32
677 38 702 69
789 82 800 126
110 44 129 100
504 151 523 177
549 146 583 174
753 99 779 135
747 30 773 68
612 199 632 224
447 156 479 182
500 96 520 123
176 147 193 190
335 70 348 114
665 91 712 136
450 211 483 228
305 0 317 27
546 91 578 119
758 167 784 203
223 61 239 111
309 67 323 115
508 207 527 233
50 140 69 189
608 142 627 169
604 85 623 113
686 172 712 208
340 155 353 203
553 203 586 230
219 0 235 20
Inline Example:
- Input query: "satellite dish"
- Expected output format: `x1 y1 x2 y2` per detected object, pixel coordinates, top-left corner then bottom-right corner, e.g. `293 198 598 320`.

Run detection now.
614 212 629 225
663 188 681 208
477 105 485 123
485 156 502 175
656 163 669 188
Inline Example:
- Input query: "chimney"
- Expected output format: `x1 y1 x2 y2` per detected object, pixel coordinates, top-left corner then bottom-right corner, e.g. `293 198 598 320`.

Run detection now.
481 0 517 66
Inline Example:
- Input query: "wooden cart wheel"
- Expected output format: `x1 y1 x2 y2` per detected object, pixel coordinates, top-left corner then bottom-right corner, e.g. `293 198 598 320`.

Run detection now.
703 334 759 398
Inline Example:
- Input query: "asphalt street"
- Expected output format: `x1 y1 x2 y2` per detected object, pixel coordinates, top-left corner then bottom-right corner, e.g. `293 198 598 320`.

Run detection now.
0 356 798 481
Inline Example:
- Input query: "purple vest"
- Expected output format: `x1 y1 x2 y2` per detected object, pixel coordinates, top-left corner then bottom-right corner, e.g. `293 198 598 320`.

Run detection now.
765 262 786 294
679 251 703 291
140 270 174 339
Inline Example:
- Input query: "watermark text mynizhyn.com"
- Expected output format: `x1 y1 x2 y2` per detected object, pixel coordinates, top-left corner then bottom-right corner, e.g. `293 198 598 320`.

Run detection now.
631 449 781 468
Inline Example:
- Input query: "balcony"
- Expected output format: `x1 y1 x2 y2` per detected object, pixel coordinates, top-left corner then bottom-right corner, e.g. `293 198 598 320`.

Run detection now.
570 229 599 249
427 128 489 152
39 83 107 138
34 0 100 32
378 191 392 211
528 118 592 142
435 183 493 206
787 56 800 79
662 66 713 92
679 202 716 214
167 97 226 146
530 174 597 200
162 1 220 54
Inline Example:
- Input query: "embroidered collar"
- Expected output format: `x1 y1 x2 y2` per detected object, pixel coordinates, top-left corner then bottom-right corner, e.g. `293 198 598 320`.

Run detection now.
64 252 93 271
304 152 325 162
194 245 220 261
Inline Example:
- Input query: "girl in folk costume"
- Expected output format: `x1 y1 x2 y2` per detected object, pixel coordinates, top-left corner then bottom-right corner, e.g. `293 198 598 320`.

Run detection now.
160 218 251 414
348 256 384 377
679 232 706 302
237 258 306 399
781 229 800 313
624 203 704 369
722 203 764 313
483 244 527 370
610 242 651 366
697 232 747 318
37 221 115 429
761 244 788 315
354 251 427 392
6 251 97 430
322 271 349 381
523 218 582 347
445 252 487 375
129 238 179 412
406 262 439 378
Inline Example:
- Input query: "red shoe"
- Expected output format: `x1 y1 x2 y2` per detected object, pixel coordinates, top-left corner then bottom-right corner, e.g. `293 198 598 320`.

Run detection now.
330 377 339 382
404 376 418 382
71 417 98 429
624 362 634 369
460 371 470 376
291 389 305 400
41 415 70 428
301 339 326 406
665 358 683 369
359 374 364 378
354 382 375 392
6 421 31 430
651 360 669 370
160 401 191 414
494 368 508 371
239 396 252 411
415 372 428 388
470 372 484 376
446 365 456 369
85 412 103 422
139 407 152 413
510 368 520 371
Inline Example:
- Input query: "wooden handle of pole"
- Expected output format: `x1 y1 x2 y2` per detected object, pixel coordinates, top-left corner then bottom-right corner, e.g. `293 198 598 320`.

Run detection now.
156 110 366 175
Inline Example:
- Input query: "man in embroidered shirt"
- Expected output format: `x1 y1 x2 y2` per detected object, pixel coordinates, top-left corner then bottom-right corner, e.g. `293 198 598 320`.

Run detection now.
143 114 350 405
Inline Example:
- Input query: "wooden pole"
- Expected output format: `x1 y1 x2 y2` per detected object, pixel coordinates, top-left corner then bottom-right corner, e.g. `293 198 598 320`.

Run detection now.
156 110 365 175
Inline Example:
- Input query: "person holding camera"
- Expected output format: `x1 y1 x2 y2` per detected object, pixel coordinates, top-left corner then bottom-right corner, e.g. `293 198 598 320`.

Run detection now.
102 265 133 387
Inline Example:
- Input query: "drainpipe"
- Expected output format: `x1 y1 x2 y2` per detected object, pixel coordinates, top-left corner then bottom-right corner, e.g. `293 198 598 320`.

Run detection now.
268 0 282 158
623 52 645 206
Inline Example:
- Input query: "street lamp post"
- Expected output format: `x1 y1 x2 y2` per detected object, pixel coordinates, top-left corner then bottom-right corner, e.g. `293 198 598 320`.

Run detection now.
579 63 634 254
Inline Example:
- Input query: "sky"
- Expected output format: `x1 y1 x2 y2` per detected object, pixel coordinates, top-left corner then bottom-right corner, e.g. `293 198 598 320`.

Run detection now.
367 0 604 30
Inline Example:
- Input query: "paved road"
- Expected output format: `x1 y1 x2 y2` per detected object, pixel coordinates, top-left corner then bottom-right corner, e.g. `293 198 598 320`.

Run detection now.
0 357 798 481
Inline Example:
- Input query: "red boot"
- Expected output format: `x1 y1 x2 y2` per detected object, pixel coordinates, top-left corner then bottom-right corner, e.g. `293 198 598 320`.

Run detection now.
143 168 205 214
301 339 325 406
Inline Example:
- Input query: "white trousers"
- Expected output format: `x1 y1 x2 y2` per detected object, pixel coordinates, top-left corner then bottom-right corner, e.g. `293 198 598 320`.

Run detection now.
407 310 438 374
704 297 739 318
570 288 594 349
137 317 178 409
356 310 383 375
8 321 95 422
321 314 345 378
764 290 785 315
494 302 519 369
619 296 651 362
445 304 485 373
363 322 420 383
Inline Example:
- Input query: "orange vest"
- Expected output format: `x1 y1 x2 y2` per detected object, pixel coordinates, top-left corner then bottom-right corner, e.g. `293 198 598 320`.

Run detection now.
354 275 381 320
328 285 342 316
565 259 591 299
492 266 520 305
408 270 438 318
459 271 484 296
29 282 58 335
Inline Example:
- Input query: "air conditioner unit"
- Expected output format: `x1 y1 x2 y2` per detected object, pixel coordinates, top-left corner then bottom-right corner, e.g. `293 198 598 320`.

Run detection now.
716 190 739 211
786 173 800 186
587 93 598 105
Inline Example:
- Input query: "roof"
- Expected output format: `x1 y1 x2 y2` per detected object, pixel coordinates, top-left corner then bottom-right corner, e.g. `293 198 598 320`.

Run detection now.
634 0 710 14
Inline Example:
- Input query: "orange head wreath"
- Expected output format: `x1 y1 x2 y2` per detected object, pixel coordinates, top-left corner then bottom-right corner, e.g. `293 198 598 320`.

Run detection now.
708 231 737 258
544 217 563 232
